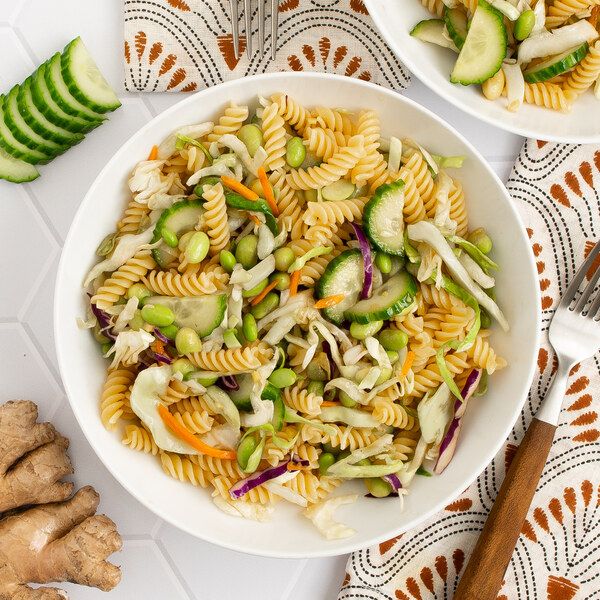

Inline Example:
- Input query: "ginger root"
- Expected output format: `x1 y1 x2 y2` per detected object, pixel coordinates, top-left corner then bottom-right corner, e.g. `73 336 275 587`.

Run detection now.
0 401 122 599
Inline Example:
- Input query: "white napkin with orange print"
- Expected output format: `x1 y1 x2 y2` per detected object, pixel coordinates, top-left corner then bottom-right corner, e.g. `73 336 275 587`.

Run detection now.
338 140 600 600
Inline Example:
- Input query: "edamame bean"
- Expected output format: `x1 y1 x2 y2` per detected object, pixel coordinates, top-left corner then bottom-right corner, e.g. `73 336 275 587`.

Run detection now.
350 320 383 340
480 310 492 329
237 435 259 471
126 283 151 304
161 227 179 248
128 310 145 332
101 341 112 355
378 329 409 351
355 458 371 466
159 324 179 340
467 228 493 254
237 124 263 157
514 9 535 41
184 231 210 264
386 350 399 364
172 358 194 377
339 391 357 408
242 313 258 342
242 279 269 298
235 234 259 269
141 304 175 327
374 252 393 274
376 367 393 385
178 231 194 251
270 272 290 291
306 363 328 381
307 380 325 396
365 477 392 498
319 452 336 475
274 247 295 272
250 291 279 319
175 327 202 354
268 368 297 389
219 250 237 273
286 137 306 168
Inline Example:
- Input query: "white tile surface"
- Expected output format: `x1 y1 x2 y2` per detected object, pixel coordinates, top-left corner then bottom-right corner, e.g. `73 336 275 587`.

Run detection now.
0 1 524 598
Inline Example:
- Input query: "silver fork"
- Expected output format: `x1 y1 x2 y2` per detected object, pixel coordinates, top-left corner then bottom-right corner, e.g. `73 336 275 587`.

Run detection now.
455 240 600 600
229 0 279 60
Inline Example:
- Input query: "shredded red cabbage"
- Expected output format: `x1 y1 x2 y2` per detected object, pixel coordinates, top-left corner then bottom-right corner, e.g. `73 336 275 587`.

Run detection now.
153 351 173 365
382 473 403 491
455 369 482 418
220 375 239 391
351 223 373 299
90 302 116 340
153 328 170 344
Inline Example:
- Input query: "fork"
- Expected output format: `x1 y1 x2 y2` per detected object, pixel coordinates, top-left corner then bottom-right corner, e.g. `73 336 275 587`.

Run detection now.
228 0 279 60
454 240 600 600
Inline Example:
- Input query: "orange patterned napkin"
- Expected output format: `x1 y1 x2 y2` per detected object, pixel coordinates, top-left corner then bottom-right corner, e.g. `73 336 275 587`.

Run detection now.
339 140 600 599
123 0 410 92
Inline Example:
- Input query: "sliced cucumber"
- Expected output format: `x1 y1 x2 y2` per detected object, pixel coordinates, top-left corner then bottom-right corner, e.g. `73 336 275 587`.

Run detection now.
18 77 84 147
151 199 205 267
0 147 40 183
450 0 507 85
410 19 458 50
322 179 355 201
523 43 588 83
444 7 468 50
45 53 105 123
363 180 405 256
316 249 364 324
145 295 227 338
229 376 281 412
4 85 67 158
61 37 121 114
345 272 417 324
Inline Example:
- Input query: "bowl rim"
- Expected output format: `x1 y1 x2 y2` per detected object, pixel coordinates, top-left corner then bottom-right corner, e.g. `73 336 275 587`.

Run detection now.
364 0 600 144
54 71 541 558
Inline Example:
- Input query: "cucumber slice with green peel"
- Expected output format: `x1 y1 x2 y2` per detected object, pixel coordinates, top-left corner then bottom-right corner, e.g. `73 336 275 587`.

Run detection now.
4 85 67 157
523 43 588 83
45 53 105 123
321 179 355 201
344 272 417 324
61 37 121 113
410 19 458 50
450 0 507 85
444 7 468 50
0 147 40 183
145 295 227 338
0 98 51 165
151 199 205 267
316 249 364 324
363 180 405 256
18 77 84 147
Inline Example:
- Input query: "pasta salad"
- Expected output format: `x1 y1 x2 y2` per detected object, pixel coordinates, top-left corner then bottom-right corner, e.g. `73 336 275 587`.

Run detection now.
412 0 600 112
83 95 508 539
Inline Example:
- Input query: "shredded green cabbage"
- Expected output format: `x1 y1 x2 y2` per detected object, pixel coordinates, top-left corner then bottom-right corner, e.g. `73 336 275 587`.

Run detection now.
288 246 332 273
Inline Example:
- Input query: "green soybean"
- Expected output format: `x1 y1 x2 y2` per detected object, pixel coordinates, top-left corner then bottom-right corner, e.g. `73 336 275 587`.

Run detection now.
159 324 179 340
339 391 357 408
126 283 151 304
319 452 336 475
219 250 237 273
175 327 202 354
386 350 400 364
268 368 297 389
242 278 269 298
374 252 393 274
514 9 535 41
172 358 194 377
242 313 258 342
376 367 393 385
237 124 263 157
270 272 290 291
235 234 259 269
128 310 145 332
378 329 409 351
480 310 492 329
274 247 295 272
250 292 279 319
237 435 259 470
141 304 175 327
467 228 493 254
350 320 383 340
184 231 210 264
306 362 328 382
178 231 194 251
286 137 306 168
365 477 392 498
188 373 219 386
161 227 179 248
307 380 325 396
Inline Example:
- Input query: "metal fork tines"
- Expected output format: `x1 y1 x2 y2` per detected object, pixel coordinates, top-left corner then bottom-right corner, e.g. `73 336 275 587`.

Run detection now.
229 0 279 60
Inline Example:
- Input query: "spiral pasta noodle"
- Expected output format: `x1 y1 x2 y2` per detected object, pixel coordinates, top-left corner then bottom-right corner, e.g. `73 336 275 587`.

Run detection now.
303 127 339 162
519 82 575 112
304 197 367 228
371 398 418 429
122 423 159 455
270 171 303 236
546 0 600 28
304 424 381 451
449 179 469 237
563 41 600 96
294 443 321 469
171 409 214 435
100 368 136 430
160 452 214 487
195 454 245 478
392 430 420 461
142 267 228 296
187 343 274 373
284 471 320 503
350 111 381 185
207 102 249 142
261 102 287 171
201 183 230 255
399 168 427 224
411 352 471 398
116 200 151 235
212 475 274 504
467 331 507 374
271 93 309 134
420 0 445 16
159 379 193 405
283 384 323 416
403 150 436 208
309 107 353 135
459 0 478 14
418 283 465 313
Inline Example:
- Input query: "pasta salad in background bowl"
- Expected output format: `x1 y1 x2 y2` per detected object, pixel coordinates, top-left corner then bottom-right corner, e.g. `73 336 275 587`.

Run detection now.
365 0 600 143
55 73 540 557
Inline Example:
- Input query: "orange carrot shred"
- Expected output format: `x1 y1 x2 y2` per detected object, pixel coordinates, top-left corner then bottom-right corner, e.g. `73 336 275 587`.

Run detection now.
158 405 236 460
400 351 415 378
257 167 280 216
221 175 259 201
289 270 301 296
287 462 311 472
314 294 345 309
147 145 159 161
152 339 166 355
250 280 279 306
320 401 340 407
248 213 261 226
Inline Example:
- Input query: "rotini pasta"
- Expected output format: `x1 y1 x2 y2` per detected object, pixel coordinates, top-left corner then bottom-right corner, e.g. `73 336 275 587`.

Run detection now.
261 102 287 171
207 102 248 142
187 343 274 373
160 451 214 487
283 383 323 416
563 41 600 96
142 267 228 296
122 423 159 454
202 183 231 256
100 368 136 430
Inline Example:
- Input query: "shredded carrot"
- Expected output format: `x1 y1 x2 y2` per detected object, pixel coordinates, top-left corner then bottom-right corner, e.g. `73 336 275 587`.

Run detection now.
400 351 415 378
248 213 261 226
589 6 599 28
314 294 345 309
287 462 311 472
320 401 340 407
289 270 301 296
250 280 279 306
257 167 280 216
147 145 159 161
158 405 236 459
152 339 166 355
220 175 259 200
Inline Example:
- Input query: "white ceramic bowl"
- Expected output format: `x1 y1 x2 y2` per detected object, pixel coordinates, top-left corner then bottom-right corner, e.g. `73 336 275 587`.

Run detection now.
365 0 600 144
55 73 540 558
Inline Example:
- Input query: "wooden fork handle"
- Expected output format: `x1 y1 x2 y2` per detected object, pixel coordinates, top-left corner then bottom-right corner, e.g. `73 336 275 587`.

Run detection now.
454 418 556 600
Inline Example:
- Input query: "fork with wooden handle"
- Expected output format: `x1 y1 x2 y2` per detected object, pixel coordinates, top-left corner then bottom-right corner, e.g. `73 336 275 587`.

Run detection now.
454 240 600 600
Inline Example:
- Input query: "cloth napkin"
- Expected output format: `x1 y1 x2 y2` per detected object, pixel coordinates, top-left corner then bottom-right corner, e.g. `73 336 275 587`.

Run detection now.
339 140 600 599
123 0 410 92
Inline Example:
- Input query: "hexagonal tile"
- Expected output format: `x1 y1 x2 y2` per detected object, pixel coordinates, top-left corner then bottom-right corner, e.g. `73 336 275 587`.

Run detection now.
0 27 35 88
